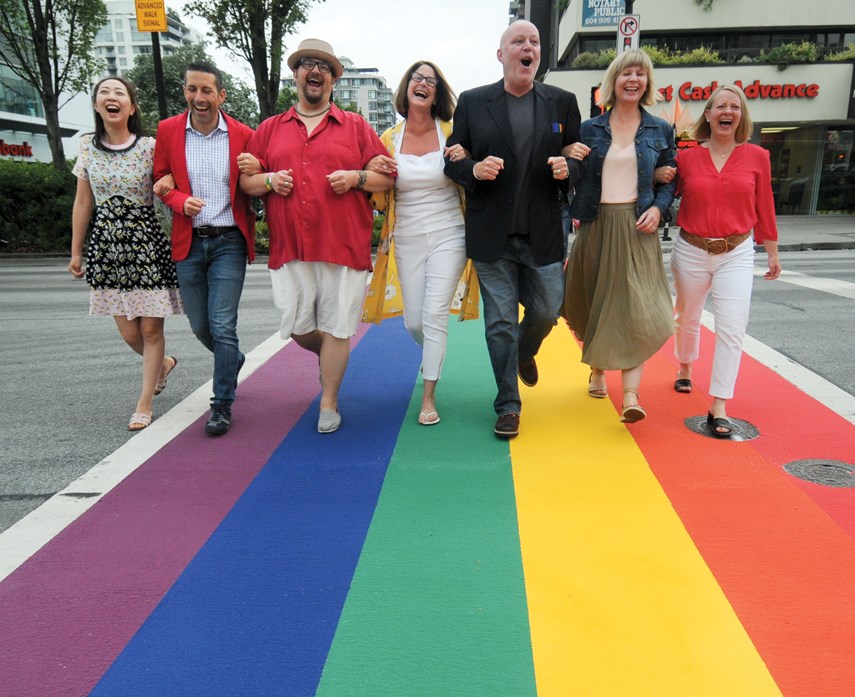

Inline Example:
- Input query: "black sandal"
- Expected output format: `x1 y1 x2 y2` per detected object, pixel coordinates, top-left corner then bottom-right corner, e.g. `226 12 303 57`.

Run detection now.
674 378 692 394
706 412 733 438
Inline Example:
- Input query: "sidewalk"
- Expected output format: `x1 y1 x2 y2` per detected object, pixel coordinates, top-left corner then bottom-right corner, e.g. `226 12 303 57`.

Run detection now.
659 213 855 253
2 214 853 263
1 313 854 696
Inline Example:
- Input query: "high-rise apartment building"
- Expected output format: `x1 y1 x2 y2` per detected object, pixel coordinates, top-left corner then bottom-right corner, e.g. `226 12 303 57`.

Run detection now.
94 0 203 80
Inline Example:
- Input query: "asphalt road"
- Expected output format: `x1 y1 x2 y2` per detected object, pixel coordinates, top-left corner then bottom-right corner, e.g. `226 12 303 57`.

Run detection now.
1 250 854 533
1 258 280 533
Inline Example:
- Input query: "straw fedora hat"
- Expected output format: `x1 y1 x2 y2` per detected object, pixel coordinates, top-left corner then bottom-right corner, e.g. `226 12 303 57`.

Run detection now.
287 38 343 79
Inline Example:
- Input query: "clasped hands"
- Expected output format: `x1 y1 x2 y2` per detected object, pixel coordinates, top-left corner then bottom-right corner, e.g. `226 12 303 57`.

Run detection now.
470 154 573 181
362 144 471 178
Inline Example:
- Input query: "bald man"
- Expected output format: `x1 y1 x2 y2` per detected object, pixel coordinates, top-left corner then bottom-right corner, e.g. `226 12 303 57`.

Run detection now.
444 20 582 438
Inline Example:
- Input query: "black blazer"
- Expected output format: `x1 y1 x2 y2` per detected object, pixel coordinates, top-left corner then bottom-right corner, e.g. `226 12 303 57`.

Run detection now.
444 80 581 265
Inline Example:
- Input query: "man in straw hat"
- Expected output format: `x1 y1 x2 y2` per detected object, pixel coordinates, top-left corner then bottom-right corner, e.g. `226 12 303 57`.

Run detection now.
241 38 393 434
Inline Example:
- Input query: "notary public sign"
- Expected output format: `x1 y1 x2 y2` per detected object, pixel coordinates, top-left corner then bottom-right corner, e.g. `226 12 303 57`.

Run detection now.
582 0 626 28
135 0 167 32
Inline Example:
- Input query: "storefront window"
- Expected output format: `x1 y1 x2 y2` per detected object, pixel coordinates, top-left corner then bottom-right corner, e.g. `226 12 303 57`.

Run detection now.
760 126 854 215
0 64 43 118
817 129 854 214
761 126 822 215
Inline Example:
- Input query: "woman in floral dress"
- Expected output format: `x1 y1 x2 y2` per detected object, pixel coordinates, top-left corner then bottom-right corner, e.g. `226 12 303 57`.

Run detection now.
68 77 183 431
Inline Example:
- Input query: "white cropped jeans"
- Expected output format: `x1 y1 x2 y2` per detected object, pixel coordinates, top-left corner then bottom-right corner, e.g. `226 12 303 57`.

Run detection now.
670 234 755 400
393 226 467 381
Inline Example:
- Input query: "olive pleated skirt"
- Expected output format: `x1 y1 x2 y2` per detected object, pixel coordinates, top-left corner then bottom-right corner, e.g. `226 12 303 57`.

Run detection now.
562 203 674 370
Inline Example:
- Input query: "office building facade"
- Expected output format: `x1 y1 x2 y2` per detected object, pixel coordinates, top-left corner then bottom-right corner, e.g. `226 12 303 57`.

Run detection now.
515 0 855 214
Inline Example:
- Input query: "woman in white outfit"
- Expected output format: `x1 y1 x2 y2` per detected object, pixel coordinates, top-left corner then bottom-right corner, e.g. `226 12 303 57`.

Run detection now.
366 61 468 425
667 85 781 437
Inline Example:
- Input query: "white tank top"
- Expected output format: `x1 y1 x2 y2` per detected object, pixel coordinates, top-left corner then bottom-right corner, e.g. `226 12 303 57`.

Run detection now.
393 121 464 237
600 142 638 204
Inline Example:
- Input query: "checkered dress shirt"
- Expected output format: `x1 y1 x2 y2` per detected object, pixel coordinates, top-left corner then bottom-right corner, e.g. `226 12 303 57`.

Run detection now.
185 111 236 227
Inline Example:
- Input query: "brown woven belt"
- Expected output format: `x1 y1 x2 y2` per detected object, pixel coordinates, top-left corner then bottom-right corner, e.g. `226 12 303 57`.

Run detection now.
680 230 751 255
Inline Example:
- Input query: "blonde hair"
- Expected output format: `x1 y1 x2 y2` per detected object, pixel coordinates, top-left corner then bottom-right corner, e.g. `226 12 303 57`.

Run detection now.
597 49 661 108
689 84 753 143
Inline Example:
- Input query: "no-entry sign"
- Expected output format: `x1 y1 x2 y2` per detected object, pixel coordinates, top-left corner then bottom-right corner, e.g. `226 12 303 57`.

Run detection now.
617 14 640 53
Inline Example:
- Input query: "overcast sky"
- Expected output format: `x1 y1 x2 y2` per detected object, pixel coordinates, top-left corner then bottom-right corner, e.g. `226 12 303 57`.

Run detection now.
177 0 513 99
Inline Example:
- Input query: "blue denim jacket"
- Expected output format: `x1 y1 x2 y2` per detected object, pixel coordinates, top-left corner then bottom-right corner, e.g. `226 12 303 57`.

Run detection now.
570 108 676 222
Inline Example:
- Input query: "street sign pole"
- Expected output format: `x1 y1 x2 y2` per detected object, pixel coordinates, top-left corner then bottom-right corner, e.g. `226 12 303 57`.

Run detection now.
151 33 167 120
134 1 169 120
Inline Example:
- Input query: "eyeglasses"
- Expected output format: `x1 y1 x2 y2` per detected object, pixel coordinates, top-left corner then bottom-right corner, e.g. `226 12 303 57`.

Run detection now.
411 72 438 88
300 58 332 74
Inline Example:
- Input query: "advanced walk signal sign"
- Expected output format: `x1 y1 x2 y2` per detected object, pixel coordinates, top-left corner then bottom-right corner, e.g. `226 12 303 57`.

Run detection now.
135 0 167 32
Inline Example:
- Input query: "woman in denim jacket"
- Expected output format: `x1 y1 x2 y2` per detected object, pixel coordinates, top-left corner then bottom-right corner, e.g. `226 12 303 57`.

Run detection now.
563 49 676 423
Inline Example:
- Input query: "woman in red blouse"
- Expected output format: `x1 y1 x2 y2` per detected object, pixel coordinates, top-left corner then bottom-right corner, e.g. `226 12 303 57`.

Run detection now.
670 84 782 437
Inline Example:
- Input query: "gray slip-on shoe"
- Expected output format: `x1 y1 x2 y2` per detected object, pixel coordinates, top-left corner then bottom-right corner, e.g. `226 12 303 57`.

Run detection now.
318 409 341 434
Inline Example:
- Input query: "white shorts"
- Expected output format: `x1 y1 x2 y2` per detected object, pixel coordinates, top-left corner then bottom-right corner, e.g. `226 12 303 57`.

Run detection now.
269 261 368 339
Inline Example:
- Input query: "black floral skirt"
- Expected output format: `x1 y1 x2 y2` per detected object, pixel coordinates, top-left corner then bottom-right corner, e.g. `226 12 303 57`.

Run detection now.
85 196 183 318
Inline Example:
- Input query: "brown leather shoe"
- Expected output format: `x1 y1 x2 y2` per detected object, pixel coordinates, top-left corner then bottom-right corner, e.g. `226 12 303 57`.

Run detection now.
518 357 538 387
494 412 520 438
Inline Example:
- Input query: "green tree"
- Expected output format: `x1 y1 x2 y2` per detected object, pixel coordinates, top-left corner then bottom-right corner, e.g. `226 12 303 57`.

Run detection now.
334 99 361 115
127 42 260 131
275 85 297 113
0 0 107 169
183 0 323 121
276 84 359 117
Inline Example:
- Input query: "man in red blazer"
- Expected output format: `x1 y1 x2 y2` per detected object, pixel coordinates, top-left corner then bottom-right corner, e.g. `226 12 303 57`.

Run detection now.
154 62 256 436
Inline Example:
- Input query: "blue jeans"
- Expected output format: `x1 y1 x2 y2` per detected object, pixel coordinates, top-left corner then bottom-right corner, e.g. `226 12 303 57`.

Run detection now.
473 235 564 416
176 231 247 407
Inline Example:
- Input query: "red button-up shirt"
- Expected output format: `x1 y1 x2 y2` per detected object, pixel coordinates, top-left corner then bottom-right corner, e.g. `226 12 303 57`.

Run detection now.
676 143 778 244
247 104 388 270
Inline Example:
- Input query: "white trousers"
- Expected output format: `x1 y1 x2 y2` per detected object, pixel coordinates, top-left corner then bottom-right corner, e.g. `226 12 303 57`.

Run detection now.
393 226 467 381
670 235 755 400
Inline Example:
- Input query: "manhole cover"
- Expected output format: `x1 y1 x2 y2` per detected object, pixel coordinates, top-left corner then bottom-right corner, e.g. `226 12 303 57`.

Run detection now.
684 415 759 441
783 459 855 488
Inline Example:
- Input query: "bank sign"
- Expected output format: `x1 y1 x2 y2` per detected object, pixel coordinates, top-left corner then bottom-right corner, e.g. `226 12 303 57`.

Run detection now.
583 0 625 28
0 139 34 158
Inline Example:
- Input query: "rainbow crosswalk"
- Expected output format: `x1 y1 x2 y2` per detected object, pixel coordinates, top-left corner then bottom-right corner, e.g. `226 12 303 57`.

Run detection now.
1 315 854 696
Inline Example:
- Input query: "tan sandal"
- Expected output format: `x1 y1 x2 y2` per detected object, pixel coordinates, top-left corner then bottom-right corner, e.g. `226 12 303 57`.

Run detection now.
588 369 608 399
154 356 178 396
128 412 152 431
621 388 646 423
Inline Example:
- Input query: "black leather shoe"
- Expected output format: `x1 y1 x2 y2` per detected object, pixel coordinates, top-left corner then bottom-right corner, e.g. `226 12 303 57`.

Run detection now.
205 405 232 436
494 412 520 439
518 358 538 387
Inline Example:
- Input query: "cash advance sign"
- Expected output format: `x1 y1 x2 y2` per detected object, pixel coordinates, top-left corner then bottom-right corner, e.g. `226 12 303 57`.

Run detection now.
659 79 819 102
583 0 626 28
